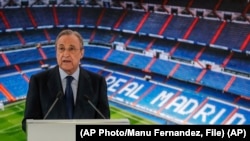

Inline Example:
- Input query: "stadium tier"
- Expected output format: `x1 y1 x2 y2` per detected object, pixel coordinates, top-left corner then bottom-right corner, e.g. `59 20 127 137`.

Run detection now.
0 0 250 125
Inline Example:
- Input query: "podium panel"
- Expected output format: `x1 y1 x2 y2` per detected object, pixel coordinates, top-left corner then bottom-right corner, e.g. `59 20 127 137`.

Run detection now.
26 119 130 141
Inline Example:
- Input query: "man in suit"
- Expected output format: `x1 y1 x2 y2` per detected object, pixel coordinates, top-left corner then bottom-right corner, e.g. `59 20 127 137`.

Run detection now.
22 29 110 132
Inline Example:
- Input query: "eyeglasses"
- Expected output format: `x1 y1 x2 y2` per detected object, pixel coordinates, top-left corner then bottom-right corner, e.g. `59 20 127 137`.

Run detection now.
57 47 82 54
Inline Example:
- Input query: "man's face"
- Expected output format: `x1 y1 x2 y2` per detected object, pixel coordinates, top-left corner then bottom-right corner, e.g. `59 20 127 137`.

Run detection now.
56 34 84 75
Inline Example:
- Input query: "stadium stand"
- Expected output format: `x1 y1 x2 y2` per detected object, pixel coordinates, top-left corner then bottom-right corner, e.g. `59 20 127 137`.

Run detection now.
0 0 249 124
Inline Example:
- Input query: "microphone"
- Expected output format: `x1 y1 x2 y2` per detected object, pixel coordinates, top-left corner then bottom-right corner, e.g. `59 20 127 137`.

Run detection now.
83 95 106 119
43 91 63 119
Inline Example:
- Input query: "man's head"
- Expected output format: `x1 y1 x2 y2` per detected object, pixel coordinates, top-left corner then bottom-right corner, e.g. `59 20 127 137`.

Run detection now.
55 29 84 75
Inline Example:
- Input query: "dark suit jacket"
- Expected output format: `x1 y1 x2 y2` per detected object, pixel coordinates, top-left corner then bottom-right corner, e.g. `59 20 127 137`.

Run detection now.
22 65 110 132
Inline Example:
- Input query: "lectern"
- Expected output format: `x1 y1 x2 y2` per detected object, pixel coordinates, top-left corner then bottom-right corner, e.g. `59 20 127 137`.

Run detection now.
26 119 130 141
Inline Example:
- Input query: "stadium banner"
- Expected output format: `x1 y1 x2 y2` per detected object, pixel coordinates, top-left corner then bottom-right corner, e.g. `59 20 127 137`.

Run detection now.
76 125 250 140
105 72 250 124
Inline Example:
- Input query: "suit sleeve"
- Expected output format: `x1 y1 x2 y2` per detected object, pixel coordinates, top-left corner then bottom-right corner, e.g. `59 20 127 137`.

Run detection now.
22 75 43 132
97 76 110 119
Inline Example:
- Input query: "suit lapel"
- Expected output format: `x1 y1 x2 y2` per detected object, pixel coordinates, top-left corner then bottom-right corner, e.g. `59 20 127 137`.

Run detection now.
47 66 63 96
74 68 94 118
47 66 67 118
45 66 94 118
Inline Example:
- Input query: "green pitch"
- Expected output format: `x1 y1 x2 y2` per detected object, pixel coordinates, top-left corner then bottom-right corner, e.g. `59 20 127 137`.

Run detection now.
0 100 156 141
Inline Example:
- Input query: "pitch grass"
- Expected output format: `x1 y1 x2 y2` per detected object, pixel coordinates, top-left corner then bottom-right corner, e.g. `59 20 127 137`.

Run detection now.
0 100 156 141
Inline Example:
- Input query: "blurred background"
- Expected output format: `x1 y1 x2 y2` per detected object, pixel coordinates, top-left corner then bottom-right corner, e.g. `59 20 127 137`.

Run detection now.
0 1 249 136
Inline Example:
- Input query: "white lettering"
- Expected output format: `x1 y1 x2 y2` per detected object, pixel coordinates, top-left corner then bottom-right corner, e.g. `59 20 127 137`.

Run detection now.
177 99 199 115
226 113 246 125
107 77 127 93
150 91 175 107
165 95 187 112
193 103 215 123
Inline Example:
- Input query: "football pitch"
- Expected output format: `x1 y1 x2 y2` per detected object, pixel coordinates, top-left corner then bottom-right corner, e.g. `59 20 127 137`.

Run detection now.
0 100 156 141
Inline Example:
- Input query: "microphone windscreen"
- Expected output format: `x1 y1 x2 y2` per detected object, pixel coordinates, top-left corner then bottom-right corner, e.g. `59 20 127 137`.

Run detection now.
57 91 64 99
83 95 89 101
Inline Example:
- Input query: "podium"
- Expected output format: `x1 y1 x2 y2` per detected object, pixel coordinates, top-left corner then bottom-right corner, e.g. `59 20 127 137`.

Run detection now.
26 119 130 141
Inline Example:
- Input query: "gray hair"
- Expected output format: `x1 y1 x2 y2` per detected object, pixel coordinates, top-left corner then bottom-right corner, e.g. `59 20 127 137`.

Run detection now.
55 29 84 47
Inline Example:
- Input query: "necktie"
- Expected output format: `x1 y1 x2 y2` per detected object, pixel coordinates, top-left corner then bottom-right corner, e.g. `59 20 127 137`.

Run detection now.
65 76 74 119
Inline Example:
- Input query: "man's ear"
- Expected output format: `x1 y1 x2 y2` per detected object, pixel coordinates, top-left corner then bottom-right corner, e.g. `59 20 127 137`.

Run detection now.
81 49 84 58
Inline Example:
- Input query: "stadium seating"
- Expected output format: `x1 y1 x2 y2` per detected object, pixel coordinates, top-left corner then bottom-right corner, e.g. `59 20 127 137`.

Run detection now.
0 1 249 124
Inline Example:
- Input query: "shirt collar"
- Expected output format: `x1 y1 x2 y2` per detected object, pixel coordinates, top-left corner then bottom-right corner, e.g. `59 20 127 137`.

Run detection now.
59 67 80 81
